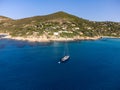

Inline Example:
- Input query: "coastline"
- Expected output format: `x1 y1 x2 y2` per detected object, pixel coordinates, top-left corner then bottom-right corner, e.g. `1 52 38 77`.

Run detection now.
101 36 120 39
1 34 101 42
1 33 120 42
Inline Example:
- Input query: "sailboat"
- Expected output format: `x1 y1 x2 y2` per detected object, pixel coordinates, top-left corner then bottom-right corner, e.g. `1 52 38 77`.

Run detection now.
58 41 70 64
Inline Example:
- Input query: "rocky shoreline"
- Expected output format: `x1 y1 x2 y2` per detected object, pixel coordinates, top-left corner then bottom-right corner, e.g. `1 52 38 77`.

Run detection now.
1 34 101 42
1 33 120 42
3 33 120 43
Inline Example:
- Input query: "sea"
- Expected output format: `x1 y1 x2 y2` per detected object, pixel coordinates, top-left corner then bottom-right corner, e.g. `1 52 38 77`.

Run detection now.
0 38 120 90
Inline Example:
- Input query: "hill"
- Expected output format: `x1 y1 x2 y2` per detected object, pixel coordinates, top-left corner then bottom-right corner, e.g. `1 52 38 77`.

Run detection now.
0 11 120 40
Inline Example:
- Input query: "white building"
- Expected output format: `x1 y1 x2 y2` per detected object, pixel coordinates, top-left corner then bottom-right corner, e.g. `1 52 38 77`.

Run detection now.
54 32 59 36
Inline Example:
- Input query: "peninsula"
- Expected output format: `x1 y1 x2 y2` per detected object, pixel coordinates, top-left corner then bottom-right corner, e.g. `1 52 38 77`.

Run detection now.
0 11 120 42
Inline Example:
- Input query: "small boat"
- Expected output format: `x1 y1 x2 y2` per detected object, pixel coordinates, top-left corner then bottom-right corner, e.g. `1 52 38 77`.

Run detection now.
58 38 70 64
58 55 70 64
61 55 70 62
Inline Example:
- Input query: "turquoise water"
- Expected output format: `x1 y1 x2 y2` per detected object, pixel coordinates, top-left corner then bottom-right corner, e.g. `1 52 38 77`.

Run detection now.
0 38 120 90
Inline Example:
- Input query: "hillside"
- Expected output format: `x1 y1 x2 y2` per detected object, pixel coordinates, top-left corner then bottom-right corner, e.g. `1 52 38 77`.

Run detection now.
0 11 120 39
0 16 14 33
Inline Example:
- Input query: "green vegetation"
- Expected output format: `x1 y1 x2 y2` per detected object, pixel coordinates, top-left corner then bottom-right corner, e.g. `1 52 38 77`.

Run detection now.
0 11 120 38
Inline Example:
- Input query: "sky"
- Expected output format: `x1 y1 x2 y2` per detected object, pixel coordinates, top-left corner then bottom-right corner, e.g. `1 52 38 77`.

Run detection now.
0 0 120 22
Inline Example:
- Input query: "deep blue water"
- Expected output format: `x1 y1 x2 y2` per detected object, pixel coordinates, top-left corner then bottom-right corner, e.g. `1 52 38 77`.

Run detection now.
0 38 120 90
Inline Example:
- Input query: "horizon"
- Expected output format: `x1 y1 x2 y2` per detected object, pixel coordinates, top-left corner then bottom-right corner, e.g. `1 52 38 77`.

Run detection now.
0 0 120 22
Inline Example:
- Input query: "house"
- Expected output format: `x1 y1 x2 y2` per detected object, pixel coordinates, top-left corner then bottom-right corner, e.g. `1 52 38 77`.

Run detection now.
54 32 59 36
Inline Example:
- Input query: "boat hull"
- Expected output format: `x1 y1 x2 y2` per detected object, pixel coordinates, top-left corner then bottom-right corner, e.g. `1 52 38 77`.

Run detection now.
60 55 70 63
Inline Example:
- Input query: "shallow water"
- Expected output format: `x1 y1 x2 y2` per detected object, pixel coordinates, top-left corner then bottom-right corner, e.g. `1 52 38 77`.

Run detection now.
0 38 120 90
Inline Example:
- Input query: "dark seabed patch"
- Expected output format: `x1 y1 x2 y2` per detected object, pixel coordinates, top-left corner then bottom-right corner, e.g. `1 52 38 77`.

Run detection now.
0 44 5 49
